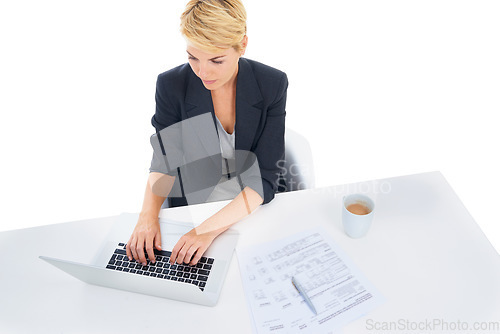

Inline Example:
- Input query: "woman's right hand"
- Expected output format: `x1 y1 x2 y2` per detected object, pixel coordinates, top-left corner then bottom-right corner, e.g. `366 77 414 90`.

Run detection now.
126 213 162 266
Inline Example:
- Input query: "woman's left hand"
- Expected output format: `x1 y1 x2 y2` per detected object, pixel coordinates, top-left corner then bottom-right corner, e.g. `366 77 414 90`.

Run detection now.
169 187 262 265
170 228 218 265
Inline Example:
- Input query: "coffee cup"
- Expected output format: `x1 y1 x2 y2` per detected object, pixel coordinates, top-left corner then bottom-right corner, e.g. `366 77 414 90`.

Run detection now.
342 194 375 238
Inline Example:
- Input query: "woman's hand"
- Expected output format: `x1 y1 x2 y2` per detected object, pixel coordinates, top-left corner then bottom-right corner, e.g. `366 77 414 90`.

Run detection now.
169 187 263 265
170 228 218 265
126 213 162 266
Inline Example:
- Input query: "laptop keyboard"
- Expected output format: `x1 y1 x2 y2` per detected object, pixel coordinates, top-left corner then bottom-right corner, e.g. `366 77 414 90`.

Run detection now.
105 243 214 291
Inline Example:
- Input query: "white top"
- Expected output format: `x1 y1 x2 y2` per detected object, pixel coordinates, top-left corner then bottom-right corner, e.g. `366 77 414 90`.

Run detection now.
215 116 235 160
206 116 242 202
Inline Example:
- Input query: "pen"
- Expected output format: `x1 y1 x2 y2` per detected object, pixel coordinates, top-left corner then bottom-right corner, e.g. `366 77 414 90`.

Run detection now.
291 276 317 315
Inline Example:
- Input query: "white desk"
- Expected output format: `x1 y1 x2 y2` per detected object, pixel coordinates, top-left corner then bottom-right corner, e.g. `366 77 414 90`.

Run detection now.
1 171 499 333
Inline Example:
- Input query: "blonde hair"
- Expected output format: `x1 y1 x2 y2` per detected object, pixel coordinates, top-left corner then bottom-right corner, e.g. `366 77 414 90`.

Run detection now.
180 0 247 53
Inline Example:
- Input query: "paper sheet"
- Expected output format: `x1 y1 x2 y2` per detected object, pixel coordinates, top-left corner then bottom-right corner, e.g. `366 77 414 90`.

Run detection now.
237 227 385 333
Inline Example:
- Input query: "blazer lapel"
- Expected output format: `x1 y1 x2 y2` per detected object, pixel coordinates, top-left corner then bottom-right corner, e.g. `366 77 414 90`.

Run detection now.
184 71 221 166
235 58 263 152
181 59 263 175
185 70 215 118
185 58 263 152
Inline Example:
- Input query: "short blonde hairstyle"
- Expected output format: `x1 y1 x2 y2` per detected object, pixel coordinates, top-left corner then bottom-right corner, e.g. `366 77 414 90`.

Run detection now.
180 0 247 53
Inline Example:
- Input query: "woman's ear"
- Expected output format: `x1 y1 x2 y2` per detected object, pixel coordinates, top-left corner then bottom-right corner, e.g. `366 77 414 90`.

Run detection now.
240 35 248 56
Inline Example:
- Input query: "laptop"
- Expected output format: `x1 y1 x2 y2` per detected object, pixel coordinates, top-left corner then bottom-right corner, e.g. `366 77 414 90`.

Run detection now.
39 212 239 306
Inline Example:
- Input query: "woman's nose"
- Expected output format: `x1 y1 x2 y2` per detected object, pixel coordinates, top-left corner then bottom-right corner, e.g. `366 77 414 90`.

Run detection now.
198 63 208 79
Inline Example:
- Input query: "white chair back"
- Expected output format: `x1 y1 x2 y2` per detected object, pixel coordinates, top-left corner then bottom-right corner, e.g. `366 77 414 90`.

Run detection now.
282 128 315 191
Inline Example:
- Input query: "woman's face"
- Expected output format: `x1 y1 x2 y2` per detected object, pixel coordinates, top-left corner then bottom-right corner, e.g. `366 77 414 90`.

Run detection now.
186 43 243 91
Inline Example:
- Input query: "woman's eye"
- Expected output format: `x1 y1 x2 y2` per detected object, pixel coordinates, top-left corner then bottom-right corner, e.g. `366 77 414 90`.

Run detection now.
188 56 197 61
212 60 223 65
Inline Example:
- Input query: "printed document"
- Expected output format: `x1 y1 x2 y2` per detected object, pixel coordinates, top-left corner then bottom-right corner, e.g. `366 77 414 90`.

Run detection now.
237 227 385 333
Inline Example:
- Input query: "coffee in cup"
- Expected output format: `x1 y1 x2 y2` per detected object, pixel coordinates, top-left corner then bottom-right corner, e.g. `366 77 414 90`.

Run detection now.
346 202 372 215
342 194 375 238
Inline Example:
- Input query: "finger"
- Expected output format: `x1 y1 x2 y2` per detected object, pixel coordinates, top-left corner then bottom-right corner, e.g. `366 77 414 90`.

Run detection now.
126 238 133 261
154 230 162 251
145 236 156 263
126 236 136 261
176 244 188 265
190 244 209 266
183 244 198 265
189 249 202 266
129 238 139 262
136 237 147 265
170 238 185 264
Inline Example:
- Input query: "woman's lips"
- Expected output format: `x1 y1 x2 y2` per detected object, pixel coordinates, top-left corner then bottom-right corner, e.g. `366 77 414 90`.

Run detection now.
203 79 217 85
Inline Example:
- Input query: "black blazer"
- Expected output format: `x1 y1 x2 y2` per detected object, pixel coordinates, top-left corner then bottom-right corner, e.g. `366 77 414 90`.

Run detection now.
150 57 288 205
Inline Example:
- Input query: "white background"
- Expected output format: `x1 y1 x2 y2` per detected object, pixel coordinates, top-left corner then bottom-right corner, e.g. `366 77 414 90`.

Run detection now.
1 0 498 254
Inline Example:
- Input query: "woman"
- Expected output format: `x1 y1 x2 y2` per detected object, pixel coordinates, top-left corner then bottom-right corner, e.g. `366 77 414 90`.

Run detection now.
126 0 287 267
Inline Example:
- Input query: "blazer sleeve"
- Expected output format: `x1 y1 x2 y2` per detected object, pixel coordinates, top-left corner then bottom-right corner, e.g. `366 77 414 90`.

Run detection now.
151 73 182 132
253 72 288 204
149 73 182 174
